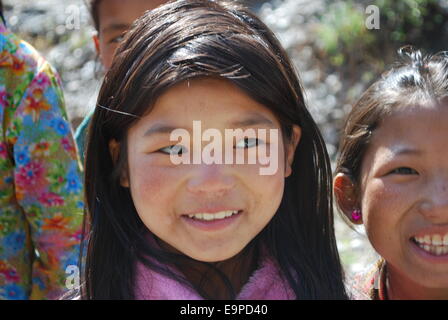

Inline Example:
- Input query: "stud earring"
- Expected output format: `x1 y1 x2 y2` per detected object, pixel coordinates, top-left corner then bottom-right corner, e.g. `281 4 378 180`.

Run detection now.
351 209 362 222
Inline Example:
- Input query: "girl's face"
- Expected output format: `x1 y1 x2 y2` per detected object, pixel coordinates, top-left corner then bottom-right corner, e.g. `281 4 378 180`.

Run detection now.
115 78 300 262
359 104 448 288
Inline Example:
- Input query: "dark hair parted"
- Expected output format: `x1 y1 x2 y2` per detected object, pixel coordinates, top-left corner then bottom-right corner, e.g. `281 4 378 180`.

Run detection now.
83 0 348 299
335 46 448 203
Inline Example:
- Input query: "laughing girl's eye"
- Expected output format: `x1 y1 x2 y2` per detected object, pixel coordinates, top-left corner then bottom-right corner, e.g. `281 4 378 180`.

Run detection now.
159 145 188 155
235 138 262 149
389 167 419 175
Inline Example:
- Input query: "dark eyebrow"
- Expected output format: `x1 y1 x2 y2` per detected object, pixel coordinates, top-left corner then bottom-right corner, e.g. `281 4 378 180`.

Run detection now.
228 113 277 128
101 23 130 34
143 124 190 138
392 147 422 156
142 114 277 138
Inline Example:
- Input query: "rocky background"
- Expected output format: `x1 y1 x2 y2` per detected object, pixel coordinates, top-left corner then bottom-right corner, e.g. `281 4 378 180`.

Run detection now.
4 0 448 275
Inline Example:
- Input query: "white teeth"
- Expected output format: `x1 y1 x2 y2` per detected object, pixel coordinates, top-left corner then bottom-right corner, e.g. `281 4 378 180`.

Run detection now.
203 213 214 221
414 233 448 246
225 211 234 218
187 210 239 221
413 233 448 256
215 211 226 219
443 234 448 246
432 234 442 246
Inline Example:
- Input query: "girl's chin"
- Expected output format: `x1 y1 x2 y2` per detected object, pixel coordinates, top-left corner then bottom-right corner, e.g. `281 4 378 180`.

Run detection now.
178 241 254 263
183 248 244 263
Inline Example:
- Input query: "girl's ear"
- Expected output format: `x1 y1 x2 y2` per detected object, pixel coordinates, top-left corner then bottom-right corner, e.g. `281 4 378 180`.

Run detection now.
285 125 301 178
334 173 362 225
109 139 130 188
93 34 101 57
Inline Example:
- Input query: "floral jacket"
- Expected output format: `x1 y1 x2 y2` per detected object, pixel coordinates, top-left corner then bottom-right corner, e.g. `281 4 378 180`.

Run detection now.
0 20 84 299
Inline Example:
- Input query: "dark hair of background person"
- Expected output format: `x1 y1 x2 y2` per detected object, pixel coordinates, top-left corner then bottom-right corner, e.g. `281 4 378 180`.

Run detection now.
82 0 348 300
84 0 100 32
334 46 448 225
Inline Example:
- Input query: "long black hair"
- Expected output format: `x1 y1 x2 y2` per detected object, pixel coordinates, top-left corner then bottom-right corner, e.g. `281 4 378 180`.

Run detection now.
83 0 348 300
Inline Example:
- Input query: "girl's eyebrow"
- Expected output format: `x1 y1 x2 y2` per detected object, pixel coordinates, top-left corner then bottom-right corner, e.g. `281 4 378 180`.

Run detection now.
228 113 277 128
389 146 423 156
143 114 277 138
101 23 130 34
143 124 187 137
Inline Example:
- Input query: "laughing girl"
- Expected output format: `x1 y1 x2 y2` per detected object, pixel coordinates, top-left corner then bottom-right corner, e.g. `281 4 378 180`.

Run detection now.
335 46 448 300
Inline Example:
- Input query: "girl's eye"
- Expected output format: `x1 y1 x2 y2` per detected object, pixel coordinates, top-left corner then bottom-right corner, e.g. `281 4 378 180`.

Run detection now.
389 167 419 175
159 145 188 155
109 34 125 44
235 138 262 149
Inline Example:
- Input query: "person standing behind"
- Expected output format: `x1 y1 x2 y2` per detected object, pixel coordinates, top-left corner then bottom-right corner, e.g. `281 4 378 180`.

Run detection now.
75 0 168 163
0 1 84 299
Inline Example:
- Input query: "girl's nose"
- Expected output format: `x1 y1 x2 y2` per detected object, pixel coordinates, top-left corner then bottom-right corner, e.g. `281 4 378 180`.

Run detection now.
186 163 236 196
419 179 448 223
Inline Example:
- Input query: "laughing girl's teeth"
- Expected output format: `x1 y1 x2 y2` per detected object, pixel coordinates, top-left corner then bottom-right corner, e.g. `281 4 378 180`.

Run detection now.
187 210 239 221
413 233 448 256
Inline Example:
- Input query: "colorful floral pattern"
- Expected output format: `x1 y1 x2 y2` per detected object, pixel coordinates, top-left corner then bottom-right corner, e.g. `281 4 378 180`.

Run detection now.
347 259 387 300
0 21 84 300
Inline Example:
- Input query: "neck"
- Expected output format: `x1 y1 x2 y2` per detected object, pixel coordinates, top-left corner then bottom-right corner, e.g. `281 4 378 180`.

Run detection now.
155 238 259 299
187 244 259 299
386 264 448 300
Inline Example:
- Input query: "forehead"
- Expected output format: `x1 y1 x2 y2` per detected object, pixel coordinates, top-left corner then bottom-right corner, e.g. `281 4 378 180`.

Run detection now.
131 78 281 130
98 0 167 31
367 104 448 154
155 78 275 115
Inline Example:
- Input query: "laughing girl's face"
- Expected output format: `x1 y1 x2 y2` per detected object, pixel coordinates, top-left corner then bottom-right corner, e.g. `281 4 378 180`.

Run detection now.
358 104 448 295
115 78 300 262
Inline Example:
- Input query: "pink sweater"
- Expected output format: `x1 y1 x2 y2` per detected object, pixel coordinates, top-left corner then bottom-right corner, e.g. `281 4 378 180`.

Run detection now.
134 254 296 300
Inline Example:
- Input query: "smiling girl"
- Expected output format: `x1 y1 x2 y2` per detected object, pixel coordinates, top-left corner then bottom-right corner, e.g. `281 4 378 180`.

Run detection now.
334 46 448 300
82 0 347 300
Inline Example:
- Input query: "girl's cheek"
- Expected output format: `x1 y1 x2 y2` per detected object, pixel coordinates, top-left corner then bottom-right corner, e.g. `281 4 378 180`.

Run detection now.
363 179 391 213
362 178 406 239
240 161 286 206
129 158 179 204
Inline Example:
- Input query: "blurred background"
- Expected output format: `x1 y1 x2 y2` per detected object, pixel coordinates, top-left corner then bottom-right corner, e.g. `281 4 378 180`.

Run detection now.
3 0 448 275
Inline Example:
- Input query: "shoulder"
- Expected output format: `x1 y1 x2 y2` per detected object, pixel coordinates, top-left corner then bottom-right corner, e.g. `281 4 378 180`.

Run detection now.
0 25 60 93
1 25 39 70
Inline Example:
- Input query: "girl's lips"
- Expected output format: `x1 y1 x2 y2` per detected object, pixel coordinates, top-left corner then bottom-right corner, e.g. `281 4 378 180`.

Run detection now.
181 210 243 231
